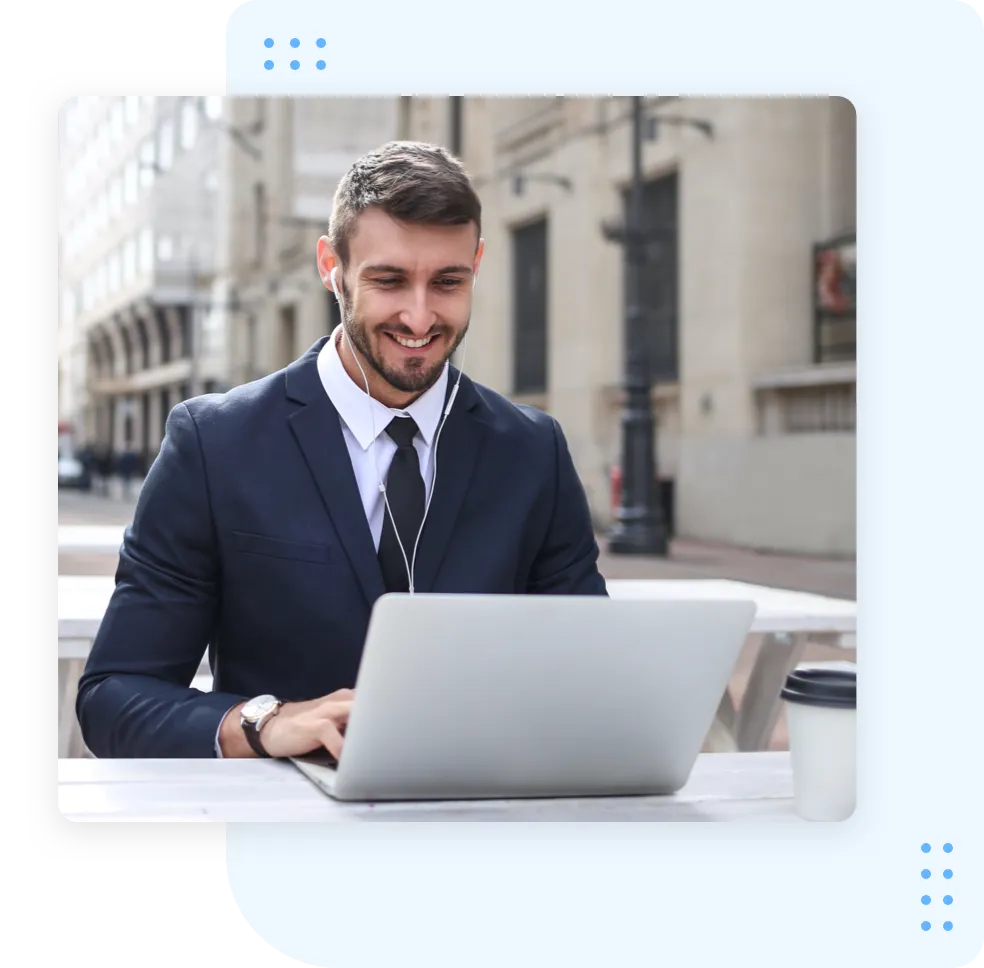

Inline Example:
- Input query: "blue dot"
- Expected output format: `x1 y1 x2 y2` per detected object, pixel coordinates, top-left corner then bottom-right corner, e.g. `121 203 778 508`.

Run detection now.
922 843 931 853
944 869 953 879
290 37 300 47
264 60 274 70
921 921 931 931
921 895 931 905
944 896 953 905
316 38 326 47
316 60 326 70
264 38 274 48
944 922 953 931
944 843 953 853
922 869 931 879
290 60 300 70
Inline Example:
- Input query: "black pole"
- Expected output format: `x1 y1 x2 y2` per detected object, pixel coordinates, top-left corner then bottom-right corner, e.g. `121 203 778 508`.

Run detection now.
608 97 668 556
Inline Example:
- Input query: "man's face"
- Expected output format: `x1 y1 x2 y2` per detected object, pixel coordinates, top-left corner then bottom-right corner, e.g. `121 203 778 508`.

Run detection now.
320 209 484 396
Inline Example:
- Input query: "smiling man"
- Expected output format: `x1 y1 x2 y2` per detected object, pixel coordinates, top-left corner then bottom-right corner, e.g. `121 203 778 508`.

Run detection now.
76 140 607 760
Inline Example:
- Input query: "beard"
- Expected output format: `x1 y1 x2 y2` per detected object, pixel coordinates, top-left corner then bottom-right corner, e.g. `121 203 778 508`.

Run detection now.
341 303 469 395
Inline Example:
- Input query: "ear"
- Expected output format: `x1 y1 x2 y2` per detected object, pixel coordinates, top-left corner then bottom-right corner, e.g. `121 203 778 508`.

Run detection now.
317 237 339 290
473 238 485 280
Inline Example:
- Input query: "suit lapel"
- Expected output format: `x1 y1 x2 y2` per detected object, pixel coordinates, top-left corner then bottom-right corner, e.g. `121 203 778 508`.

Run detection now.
412 372 492 592
285 339 386 608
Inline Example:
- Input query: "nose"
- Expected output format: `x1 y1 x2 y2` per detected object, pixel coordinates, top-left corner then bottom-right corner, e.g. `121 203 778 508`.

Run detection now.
397 285 437 337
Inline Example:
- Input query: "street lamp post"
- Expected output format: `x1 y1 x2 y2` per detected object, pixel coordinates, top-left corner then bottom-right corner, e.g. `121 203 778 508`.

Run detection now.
607 96 668 556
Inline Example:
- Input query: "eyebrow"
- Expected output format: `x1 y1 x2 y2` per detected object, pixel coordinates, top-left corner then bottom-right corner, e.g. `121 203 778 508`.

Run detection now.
361 264 474 277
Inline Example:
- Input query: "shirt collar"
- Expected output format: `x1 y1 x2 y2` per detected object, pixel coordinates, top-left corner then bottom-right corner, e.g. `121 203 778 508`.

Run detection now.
317 325 449 451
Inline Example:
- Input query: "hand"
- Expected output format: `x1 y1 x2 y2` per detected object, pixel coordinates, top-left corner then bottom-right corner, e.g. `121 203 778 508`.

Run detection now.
258 689 355 760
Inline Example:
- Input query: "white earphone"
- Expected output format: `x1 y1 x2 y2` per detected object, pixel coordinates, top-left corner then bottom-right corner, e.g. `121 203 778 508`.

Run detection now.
330 265 471 594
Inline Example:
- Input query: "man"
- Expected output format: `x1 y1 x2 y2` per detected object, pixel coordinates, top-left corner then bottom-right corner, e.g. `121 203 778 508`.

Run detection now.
76 141 607 760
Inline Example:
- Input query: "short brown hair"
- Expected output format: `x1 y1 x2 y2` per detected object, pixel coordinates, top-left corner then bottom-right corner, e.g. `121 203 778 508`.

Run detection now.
329 141 482 266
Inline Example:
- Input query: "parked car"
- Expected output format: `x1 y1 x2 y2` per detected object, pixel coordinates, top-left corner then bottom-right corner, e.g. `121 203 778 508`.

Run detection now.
58 454 91 490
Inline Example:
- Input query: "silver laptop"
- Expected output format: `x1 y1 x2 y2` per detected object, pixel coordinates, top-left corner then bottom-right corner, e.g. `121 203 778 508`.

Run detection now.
291 593 756 802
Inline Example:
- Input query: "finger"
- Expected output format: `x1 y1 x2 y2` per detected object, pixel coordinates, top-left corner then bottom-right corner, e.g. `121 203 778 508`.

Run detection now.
319 724 344 760
328 688 355 701
330 703 352 727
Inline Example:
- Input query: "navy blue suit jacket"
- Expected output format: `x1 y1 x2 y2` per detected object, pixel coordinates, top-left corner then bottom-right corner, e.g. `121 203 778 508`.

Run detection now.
76 338 608 757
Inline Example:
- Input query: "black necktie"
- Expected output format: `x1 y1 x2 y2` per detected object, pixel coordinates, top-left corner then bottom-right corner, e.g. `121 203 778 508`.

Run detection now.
377 416 425 593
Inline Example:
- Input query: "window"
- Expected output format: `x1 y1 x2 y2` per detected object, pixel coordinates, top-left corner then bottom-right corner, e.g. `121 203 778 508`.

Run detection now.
621 172 679 382
279 305 297 370
124 95 140 126
123 238 136 283
253 183 267 266
180 99 198 150
158 119 174 171
139 138 156 187
157 236 174 262
203 96 222 120
109 176 123 218
111 100 125 141
511 218 549 394
124 159 138 205
108 251 121 293
97 190 109 230
139 228 154 274
61 290 76 328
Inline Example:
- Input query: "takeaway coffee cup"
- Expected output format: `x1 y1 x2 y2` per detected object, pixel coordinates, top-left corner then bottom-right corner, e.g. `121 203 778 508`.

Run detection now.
780 666 856 821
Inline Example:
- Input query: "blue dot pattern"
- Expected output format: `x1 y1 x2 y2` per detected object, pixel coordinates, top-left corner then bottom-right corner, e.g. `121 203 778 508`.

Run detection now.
921 844 955 932
316 60 326 70
317 38 326 47
264 38 274 47
291 37 300 47
264 60 274 70
290 60 300 70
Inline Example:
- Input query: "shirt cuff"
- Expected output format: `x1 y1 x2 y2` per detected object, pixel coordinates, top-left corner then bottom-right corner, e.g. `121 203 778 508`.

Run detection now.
214 704 238 758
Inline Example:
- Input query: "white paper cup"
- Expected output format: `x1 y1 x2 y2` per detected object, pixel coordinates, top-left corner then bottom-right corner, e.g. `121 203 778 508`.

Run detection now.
781 667 856 821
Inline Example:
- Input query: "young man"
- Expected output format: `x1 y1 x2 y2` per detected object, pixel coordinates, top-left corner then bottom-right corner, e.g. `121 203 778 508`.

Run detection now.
76 141 607 760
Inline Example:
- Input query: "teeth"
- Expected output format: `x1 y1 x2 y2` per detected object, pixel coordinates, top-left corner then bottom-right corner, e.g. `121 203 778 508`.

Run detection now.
393 334 434 348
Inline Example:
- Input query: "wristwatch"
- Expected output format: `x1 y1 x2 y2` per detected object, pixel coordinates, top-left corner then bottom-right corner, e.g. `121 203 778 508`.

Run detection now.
240 694 283 757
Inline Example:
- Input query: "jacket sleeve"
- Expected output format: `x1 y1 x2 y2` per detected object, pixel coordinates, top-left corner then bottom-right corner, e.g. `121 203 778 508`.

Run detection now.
526 417 609 596
75 402 248 757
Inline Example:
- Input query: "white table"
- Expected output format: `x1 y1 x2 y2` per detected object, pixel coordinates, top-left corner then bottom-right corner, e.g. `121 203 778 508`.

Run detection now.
57 576 856 758
58 576 211 758
57 751 800 822
607 579 856 752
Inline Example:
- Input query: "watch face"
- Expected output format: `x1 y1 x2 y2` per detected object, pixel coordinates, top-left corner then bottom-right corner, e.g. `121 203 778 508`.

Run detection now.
242 695 278 723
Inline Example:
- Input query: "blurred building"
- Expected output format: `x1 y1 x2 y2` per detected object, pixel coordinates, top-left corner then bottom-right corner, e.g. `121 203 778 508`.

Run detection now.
216 97 400 384
57 96 402 467
404 96 857 556
57 95 856 558
58 96 226 470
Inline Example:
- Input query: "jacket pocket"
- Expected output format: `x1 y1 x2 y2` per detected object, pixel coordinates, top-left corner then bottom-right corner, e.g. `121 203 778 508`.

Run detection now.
229 530 331 564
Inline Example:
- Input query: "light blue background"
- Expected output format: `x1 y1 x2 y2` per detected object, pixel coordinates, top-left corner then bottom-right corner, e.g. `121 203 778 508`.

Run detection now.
225 0 984 964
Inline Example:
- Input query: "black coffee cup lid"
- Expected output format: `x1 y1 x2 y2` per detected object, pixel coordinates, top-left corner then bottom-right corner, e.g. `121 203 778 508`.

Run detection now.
781 667 856 709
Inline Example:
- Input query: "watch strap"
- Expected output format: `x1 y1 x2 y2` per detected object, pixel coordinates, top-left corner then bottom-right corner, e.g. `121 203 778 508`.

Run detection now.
242 718 271 757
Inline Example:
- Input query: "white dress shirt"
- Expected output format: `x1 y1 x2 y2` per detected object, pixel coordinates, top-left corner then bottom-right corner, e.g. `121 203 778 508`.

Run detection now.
216 327 449 755
317 324 449 550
